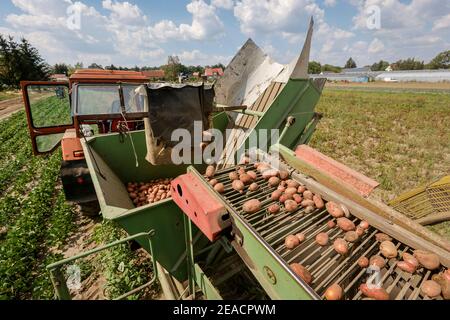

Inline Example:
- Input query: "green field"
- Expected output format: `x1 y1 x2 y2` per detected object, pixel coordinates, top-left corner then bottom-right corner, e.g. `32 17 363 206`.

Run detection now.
0 88 448 299
0 96 154 300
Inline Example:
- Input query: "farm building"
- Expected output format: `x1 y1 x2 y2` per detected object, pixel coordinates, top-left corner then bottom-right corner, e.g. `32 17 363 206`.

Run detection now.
375 70 450 82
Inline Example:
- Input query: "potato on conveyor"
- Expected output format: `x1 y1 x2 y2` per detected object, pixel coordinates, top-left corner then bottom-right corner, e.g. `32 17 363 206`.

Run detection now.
432 273 450 300
262 169 279 180
239 173 253 185
249 183 259 192
315 232 329 246
247 170 257 180
413 249 440 270
267 204 280 214
279 170 290 180
344 231 359 243
358 256 369 268
296 233 306 243
301 199 315 208
286 180 300 189
327 220 336 229
325 283 343 300
369 255 386 269
333 238 348 255
380 241 398 259
229 171 239 181
285 187 297 196
326 201 344 218
285 235 300 249
209 179 218 186
289 263 312 284
284 200 298 212
303 190 313 200
214 183 225 193
359 220 369 230
271 190 283 201
232 180 245 193
293 194 303 204
359 283 390 300
305 206 315 214
297 185 306 193
402 253 419 268
375 233 392 242
268 177 280 187
421 280 441 298
336 217 356 231
242 199 261 213
205 165 216 178
313 194 324 209
397 261 417 273
355 226 365 236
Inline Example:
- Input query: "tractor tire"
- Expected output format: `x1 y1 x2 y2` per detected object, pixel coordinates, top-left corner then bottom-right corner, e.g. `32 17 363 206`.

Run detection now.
79 201 101 217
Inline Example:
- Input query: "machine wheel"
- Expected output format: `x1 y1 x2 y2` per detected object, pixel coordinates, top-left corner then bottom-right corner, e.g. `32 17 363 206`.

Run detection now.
78 200 101 217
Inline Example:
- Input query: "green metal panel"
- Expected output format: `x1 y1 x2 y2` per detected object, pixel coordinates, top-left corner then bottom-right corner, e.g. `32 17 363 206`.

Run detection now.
212 111 229 134
194 264 223 300
241 79 322 153
81 131 211 282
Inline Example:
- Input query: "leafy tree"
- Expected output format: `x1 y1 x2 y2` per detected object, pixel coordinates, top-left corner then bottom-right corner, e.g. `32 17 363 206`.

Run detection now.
344 57 357 69
210 63 225 70
392 58 424 70
0 35 49 88
322 64 342 73
88 63 103 69
308 61 322 74
105 64 118 70
371 60 390 71
74 62 84 69
52 63 69 75
427 50 449 69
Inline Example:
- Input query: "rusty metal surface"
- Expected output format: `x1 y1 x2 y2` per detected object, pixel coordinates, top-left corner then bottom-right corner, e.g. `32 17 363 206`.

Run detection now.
294 145 380 197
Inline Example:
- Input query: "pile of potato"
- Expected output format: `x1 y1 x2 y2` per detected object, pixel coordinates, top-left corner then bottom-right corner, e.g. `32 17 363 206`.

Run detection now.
126 178 173 207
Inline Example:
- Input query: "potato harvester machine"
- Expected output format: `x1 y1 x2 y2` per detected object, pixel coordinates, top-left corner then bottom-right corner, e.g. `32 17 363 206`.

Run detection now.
46 19 450 300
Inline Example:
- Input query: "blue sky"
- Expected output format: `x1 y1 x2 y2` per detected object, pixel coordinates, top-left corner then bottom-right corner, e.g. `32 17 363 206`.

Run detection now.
0 0 448 68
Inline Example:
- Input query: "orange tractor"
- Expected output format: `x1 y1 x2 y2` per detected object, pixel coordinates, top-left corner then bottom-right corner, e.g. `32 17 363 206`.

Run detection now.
20 69 149 214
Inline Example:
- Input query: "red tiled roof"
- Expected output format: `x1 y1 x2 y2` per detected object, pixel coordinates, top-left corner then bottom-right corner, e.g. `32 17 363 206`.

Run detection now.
204 68 224 77
142 70 165 78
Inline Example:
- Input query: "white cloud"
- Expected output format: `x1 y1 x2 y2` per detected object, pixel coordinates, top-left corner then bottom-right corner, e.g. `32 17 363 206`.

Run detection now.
177 49 232 65
211 0 234 10
433 13 450 31
2 0 226 66
234 0 324 35
324 0 336 7
102 0 146 24
368 38 384 54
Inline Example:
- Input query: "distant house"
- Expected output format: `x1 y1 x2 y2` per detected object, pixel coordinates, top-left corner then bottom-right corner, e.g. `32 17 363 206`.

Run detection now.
385 65 393 72
192 72 200 78
142 70 165 80
50 74 69 82
204 68 224 77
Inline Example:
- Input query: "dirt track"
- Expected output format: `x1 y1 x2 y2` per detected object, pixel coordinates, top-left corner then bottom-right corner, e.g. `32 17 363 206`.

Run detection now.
0 97 24 120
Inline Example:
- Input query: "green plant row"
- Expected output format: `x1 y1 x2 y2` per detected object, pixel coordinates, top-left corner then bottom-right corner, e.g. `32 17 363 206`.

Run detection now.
0 152 61 299
92 221 156 300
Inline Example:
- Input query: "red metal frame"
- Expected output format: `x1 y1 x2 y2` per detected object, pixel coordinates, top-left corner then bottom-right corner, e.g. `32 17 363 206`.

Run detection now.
171 173 231 241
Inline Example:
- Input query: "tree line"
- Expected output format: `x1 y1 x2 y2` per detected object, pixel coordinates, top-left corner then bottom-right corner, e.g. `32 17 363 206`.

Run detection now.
308 51 449 74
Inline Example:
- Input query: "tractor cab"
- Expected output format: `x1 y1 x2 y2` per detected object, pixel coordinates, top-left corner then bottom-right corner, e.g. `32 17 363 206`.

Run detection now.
21 69 149 156
20 70 150 212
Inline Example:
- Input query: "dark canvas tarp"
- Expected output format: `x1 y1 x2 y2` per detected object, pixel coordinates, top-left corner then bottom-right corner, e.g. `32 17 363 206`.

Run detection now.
142 84 215 165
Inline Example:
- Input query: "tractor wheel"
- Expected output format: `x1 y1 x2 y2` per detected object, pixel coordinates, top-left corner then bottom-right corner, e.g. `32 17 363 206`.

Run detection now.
79 201 101 217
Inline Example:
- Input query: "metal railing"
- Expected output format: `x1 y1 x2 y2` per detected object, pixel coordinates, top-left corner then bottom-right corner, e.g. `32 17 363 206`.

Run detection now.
46 230 157 300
